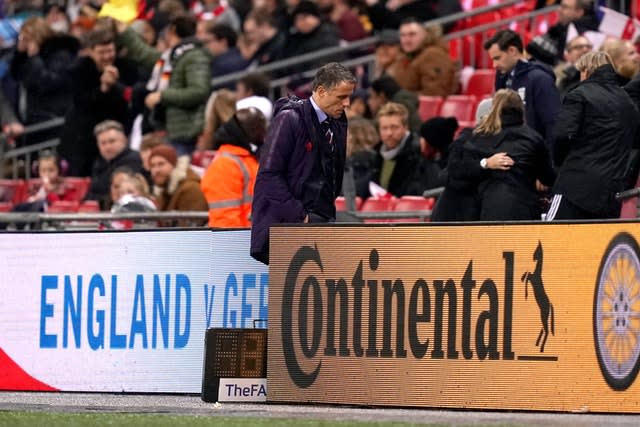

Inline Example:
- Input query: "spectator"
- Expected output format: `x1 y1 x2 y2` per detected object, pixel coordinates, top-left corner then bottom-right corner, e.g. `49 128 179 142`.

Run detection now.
419 116 458 169
346 89 371 120
58 28 130 177
149 143 208 212
485 30 560 151
130 19 157 46
139 132 166 187
201 107 267 227
235 72 273 120
250 62 356 264
10 17 80 130
343 116 378 199
398 23 458 97
317 0 368 41
373 29 402 79
116 15 212 156
280 1 343 76
12 151 73 213
199 88 237 150
0 89 24 145
191 0 242 31
393 18 427 79
368 76 420 132
369 102 429 197
85 120 144 209
547 51 640 220
242 7 287 68
600 37 640 83
111 172 157 213
555 34 593 98
204 23 249 80
364 0 436 31
543 0 599 64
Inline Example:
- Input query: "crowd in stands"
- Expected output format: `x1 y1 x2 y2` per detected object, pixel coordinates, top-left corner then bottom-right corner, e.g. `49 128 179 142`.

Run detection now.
0 0 638 227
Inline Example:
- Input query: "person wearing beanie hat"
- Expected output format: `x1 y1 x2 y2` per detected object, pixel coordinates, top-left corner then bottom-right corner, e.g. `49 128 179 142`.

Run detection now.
419 116 459 155
149 143 208 215
201 108 267 228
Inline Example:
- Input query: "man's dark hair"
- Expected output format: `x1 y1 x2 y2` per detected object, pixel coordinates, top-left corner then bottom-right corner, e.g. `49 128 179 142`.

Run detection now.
208 23 238 48
484 29 523 53
239 73 270 98
84 28 115 48
577 0 595 14
371 76 401 100
311 62 357 91
246 7 277 28
170 15 197 39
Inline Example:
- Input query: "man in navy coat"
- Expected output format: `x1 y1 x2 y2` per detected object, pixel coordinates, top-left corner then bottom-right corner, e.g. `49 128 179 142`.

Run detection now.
250 62 356 264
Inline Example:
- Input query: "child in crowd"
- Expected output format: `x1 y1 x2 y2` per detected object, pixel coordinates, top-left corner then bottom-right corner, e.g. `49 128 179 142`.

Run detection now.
13 151 72 212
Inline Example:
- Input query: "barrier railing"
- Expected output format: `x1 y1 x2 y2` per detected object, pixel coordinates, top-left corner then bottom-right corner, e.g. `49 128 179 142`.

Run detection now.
0 117 64 179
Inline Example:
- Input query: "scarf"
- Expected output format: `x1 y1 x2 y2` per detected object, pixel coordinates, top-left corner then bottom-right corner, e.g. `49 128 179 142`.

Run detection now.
146 40 198 92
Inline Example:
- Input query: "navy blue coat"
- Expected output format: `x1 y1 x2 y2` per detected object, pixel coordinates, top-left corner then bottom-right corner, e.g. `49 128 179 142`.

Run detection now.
495 60 560 150
250 97 347 264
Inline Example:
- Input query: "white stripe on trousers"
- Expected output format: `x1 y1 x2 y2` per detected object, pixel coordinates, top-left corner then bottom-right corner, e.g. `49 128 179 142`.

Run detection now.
545 194 562 221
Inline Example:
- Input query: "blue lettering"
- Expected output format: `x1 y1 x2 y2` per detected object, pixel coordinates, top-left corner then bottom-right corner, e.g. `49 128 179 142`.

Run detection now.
259 273 268 324
153 274 170 349
258 384 266 396
129 275 148 348
109 275 126 349
204 284 216 328
63 276 82 348
87 275 105 350
241 274 256 327
39 276 57 348
223 274 238 327
174 274 191 348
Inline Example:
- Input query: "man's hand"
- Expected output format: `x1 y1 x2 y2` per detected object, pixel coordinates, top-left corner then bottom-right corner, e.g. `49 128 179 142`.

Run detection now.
100 65 119 92
145 91 162 109
2 122 24 146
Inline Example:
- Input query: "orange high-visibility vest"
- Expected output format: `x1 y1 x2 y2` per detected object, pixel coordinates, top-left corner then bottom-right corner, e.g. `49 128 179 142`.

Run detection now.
200 145 258 228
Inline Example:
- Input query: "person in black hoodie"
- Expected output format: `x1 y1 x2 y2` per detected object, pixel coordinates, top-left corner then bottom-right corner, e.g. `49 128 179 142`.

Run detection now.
433 89 555 222
484 30 560 152
547 51 640 220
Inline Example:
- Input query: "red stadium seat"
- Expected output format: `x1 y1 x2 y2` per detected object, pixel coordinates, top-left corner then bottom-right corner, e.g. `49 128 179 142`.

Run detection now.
464 69 495 98
0 179 26 204
440 95 478 123
63 177 91 201
390 196 435 222
47 200 80 213
360 196 397 223
78 200 100 213
335 196 362 211
0 202 13 212
418 96 443 121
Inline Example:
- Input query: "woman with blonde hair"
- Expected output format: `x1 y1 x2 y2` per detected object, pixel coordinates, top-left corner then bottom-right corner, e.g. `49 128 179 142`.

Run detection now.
197 89 237 150
548 51 640 220
344 117 378 198
432 89 555 221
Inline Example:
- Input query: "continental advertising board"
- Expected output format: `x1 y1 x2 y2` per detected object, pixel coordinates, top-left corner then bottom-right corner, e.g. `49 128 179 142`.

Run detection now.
0 229 268 393
268 223 640 412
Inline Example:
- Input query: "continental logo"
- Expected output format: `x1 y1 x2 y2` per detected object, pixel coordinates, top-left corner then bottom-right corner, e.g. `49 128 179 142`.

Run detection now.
282 242 557 388
594 232 640 391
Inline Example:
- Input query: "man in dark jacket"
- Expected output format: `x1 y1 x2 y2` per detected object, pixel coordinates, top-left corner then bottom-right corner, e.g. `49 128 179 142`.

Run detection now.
85 120 144 209
250 62 356 264
485 30 560 151
547 51 640 220
370 102 430 197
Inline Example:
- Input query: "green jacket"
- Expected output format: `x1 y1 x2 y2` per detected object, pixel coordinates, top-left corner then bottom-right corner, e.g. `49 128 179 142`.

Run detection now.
118 28 212 141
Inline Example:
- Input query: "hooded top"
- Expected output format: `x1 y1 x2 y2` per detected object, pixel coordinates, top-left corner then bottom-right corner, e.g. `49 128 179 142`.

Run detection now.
495 59 560 150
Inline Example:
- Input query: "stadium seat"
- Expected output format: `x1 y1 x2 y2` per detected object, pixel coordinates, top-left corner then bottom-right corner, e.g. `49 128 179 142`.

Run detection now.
63 177 91 201
0 202 13 212
47 200 80 213
78 200 100 213
335 196 362 211
360 196 397 223
0 179 26 204
191 150 217 168
440 95 477 123
418 96 444 121
391 196 435 222
620 175 640 219
464 69 495 98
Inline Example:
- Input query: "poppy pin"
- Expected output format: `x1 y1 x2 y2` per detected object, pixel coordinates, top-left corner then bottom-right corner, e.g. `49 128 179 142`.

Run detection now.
305 141 313 152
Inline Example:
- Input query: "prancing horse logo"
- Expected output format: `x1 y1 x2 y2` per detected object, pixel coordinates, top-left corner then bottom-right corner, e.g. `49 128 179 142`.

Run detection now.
521 241 555 353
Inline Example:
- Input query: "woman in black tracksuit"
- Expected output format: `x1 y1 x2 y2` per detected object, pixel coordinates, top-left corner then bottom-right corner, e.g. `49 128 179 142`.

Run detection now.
432 89 555 221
